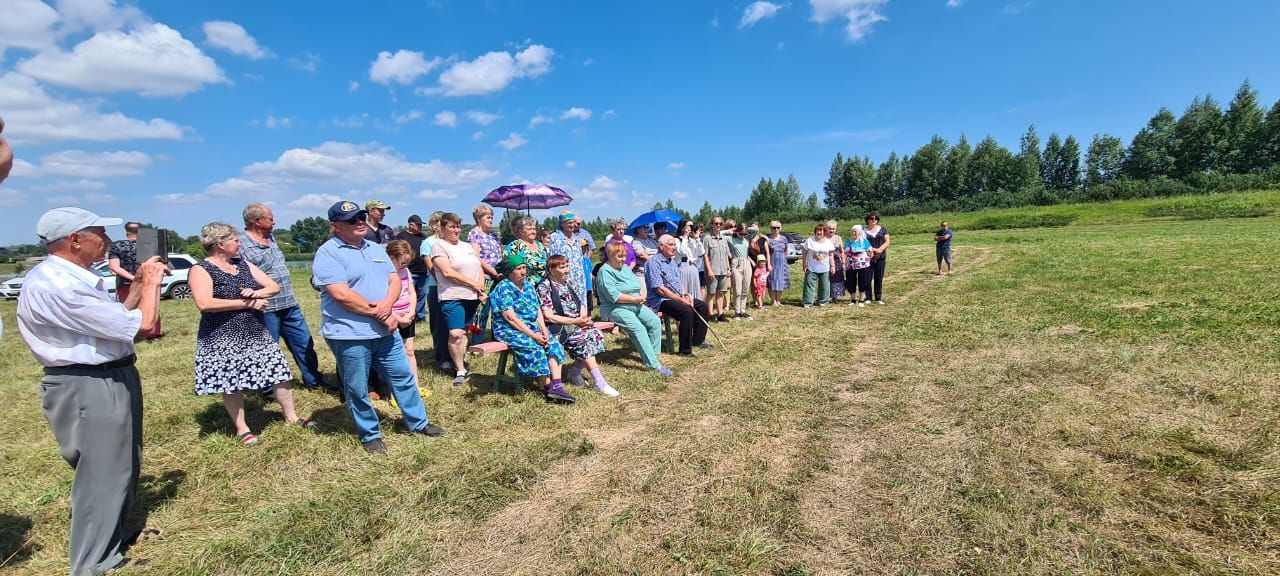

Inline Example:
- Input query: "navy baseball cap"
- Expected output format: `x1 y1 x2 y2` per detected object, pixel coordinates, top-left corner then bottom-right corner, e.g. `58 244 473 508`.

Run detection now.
327 200 368 222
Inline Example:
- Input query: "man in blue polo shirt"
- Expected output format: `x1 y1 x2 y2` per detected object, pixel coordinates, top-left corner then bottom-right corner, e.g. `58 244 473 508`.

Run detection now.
934 220 954 275
645 234 710 355
313 200 445 454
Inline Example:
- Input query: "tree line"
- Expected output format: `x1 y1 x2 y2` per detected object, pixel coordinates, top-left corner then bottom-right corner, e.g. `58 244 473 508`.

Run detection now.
808 79 1280 220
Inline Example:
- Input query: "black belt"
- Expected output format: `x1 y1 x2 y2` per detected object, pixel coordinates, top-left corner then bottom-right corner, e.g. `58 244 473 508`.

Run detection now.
45 354 137 373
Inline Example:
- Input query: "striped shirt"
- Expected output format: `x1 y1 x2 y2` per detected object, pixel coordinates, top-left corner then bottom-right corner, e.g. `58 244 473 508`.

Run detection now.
237 232 298 312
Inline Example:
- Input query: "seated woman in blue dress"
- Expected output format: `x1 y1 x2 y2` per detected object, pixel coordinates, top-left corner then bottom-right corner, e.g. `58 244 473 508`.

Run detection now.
489 252 574 403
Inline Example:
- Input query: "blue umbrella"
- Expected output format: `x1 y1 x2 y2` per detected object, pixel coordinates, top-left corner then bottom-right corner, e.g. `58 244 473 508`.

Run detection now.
627 209 683 234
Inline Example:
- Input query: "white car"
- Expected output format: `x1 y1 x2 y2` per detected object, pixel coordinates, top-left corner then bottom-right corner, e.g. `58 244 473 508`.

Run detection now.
93 253 198 299
0 275 21 299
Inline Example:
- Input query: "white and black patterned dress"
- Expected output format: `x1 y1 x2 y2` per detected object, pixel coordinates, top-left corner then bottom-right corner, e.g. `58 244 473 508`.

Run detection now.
194 259 292 396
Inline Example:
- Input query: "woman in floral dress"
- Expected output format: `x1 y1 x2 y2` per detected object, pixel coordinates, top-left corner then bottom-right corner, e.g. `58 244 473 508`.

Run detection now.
490 252 574 403
537 254 618 398
502 216 548 285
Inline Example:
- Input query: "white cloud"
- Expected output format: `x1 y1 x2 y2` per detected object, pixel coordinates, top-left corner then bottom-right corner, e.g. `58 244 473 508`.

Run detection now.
348 80 360 93
809 0 888 42
529 114 553 128
564 160 576 169
333 113 368 128
589 175 624 190
39 150 150 178
0 73 186 144
465 110 501 126
0 0 60 57
10 159 41 178
288 193 340 210
55 0 146 33
417 189 458 200
0 187 30 207
434 110 458 127
31 179 108 192
471 131 485 141
394 110 423 124
947 0 963 6
241 141 497 187
83 192 117 203
203 20 272 59
1003 2 1031 15
264 115 293 128
672 190 689 199
497 132 527 150
46 194 82 205
602 109 617 120
710 15 721 28
666 162 685 171
629 191 655 208
205 177 279 198
740 2 783 29
369 49 442 85
18 22 227 97
287 52 321 72
428 44 555 97
582 57 594 66
560 107 592 121
155 193 207 204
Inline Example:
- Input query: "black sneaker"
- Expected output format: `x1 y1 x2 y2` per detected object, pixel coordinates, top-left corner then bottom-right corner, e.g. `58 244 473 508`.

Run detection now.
362 439 387 455
414 423 447 437
717 314 728 322
696 342 715 349
737 312 753 320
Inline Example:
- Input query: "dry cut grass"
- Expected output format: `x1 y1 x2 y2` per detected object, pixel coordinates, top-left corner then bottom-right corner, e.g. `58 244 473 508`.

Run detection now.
1 211 1278 575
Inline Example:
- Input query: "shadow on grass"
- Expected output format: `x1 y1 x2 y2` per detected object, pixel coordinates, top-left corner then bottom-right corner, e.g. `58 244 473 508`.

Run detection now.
123 469 187 549
0 512 36 568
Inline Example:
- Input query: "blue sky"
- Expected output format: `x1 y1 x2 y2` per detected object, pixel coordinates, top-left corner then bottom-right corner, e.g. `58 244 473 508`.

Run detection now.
2 0 1279 244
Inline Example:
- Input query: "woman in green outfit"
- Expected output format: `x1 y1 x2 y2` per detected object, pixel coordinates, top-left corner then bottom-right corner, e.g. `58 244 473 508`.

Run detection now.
596 242 673 377
502 216 548 284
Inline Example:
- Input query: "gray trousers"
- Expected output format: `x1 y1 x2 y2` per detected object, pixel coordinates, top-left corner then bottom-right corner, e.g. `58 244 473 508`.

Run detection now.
40 363 143 576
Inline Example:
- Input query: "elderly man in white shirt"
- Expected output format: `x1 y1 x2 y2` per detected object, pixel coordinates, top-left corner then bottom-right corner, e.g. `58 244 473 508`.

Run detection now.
16 207 166 576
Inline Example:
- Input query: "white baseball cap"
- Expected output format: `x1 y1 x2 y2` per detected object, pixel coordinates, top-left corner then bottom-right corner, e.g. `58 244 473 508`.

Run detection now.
36 207 123 243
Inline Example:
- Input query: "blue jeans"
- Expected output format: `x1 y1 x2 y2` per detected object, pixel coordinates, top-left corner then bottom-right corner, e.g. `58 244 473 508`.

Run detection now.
326 334 429 443
411 272 429 322
262 306 323 388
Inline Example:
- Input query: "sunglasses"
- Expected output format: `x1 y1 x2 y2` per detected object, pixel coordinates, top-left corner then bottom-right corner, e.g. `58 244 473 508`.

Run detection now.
339 217 367 224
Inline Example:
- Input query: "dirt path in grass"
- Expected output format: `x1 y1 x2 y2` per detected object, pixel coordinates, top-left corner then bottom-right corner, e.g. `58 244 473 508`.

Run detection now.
423 247 997 575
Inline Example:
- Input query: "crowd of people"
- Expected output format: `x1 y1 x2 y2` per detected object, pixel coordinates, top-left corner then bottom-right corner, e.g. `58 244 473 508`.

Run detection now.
9 192 937 574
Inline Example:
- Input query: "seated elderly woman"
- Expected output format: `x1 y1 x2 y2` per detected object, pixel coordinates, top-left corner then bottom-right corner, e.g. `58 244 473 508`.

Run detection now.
537 254 619 397
489 252 575 403
596 242 673 376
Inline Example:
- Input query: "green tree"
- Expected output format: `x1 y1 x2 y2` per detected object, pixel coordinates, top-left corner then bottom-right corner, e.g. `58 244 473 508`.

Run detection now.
694 200 715 224
966 136 1018 196
744 177 780 218
1124 107 1178 180
779 174 804 211
941 134 971 201
1058 135 1082 193
1221 79 1266 173
842 156 877 208
1085 134 1126 189
289 216 331 250
822 153 847 208
906 135 948 202
1259 99 1280 168
1041 133 1063 190
894 153 913 201
1172 95 1224 178
1016 124 1043 192
805 191 820 213
872 152 901 207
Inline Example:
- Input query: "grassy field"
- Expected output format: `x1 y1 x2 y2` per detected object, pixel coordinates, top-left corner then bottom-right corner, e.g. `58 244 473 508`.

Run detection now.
1 193 1278 575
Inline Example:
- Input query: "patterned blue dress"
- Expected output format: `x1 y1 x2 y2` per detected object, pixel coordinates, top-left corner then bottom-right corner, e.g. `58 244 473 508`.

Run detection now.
547 230 588 311
766 235 791 291
490 278 566 377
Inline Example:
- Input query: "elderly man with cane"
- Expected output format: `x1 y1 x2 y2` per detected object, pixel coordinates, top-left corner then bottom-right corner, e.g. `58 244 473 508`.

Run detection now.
645 235 716 355
17 207 168 575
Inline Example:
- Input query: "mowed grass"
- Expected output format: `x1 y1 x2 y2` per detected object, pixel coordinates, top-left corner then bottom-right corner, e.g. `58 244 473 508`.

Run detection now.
0 195 1278 575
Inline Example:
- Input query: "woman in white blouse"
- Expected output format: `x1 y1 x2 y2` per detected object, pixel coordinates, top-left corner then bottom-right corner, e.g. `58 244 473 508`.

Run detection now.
801 223 835 308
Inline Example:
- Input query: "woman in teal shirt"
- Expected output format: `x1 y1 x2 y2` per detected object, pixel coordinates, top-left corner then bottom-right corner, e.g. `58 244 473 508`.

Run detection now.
596 242 672 376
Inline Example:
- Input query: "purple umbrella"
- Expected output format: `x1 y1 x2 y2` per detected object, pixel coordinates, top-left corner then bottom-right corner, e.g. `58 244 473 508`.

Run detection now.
482 184 573 214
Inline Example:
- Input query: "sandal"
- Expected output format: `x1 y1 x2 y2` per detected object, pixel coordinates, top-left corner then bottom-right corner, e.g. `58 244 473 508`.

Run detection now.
286 418 317 430
236 431 258 445
125 527 163 549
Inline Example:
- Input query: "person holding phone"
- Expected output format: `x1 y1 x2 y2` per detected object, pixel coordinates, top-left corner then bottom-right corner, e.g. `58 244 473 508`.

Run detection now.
109 222 164 340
